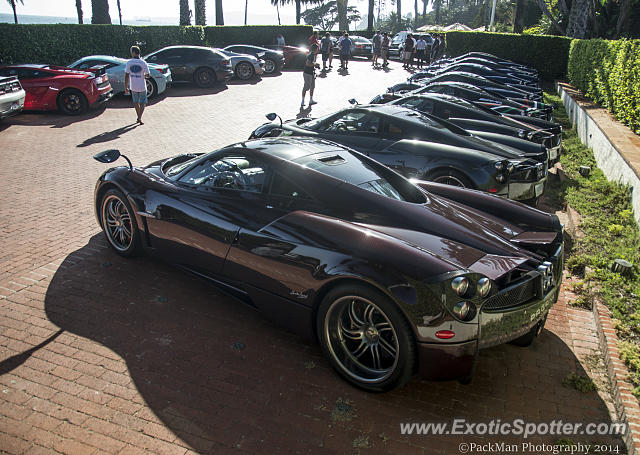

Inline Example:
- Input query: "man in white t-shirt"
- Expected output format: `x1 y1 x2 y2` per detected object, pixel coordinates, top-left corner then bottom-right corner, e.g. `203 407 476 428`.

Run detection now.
124 45 150 124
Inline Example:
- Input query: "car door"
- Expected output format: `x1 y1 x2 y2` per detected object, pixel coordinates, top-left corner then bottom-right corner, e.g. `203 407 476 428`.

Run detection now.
144 151 278 277
368 117 427 178
315 110 384 154
16 69 55 109
147 49 188 81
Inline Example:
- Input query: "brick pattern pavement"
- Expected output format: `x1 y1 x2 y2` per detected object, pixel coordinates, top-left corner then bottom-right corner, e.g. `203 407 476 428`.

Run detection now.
0 60 624 454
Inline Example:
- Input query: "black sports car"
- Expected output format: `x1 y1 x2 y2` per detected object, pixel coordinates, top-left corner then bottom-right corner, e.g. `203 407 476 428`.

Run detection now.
250 105 548 202
382 94 562 164
402 71 543 102
93 137 564 392
144 46 233 88
223 45 285 75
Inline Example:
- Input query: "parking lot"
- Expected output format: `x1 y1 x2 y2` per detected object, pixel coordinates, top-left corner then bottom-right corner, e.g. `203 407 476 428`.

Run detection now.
0 60 623 454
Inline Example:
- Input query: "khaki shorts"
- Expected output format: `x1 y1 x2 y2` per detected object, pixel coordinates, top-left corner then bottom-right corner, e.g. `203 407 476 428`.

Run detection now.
403 51 413 60
303 73 315 91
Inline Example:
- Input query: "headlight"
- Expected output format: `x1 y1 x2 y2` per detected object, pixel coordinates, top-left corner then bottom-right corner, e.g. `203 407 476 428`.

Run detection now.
477 277 491 297
527 131 535 140
451 277 469 296
452 301 471 320
495 174 506 183
506 162 515 173
517 129 526 138
537 264 548 275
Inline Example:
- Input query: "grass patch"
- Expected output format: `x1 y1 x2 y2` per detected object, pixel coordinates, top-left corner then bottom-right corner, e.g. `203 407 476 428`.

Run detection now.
545 90 640 398
562 372 598 392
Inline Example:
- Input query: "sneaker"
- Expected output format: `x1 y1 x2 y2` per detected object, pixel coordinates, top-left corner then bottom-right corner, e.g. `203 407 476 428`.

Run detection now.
309 100 318 105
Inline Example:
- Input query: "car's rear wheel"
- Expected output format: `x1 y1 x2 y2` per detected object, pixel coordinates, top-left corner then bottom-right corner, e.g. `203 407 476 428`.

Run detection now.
57 89 88 115
101 189 141 257
427 168 473 188
194 67 216 88
263 58 278 74
145 78 157 98
317 284 415 392
235 62 255 80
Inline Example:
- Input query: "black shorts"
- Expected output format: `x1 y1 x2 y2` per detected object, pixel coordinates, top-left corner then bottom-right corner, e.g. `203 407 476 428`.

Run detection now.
321 51 329 61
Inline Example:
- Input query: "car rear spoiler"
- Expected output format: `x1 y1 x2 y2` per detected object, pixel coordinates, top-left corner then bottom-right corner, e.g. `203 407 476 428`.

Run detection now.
48 64 107 77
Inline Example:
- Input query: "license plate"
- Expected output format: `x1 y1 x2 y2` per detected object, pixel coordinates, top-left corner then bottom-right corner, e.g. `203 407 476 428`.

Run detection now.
549 147 558 160
535 182 544 197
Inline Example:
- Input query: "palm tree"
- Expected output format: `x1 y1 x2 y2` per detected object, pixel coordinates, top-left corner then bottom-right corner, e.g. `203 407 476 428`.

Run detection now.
337 0 348 30
271 0 320 25
414 0 418 27
215 0 224 25
244 0 249 24
396 0 401 21
195 0 206 25
179 0 190 25
76 0 83 24
367 0 374 32
116 0 122 25
421 0 428 21
6 0 23 24
91 0 112 24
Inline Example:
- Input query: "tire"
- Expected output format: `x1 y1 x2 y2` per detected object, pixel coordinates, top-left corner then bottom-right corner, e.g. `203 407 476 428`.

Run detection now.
235 62 255 81
57 89 88 115
263 58 278 75
145 78 157 98
427 168 474 188
100 189 142 257
194 67 216 88
510 312 548 347
316 283 416 392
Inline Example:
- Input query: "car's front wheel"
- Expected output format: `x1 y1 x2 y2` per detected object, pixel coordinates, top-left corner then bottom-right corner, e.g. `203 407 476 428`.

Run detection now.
427 168 473 188
317 284 415 392
263 58 278 74
194 67 216 88
57 89 88 115
101 189 141 257
235 62 255 80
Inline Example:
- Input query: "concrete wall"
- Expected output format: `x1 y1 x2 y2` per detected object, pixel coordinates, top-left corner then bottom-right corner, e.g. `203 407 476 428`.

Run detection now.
557 83 640 227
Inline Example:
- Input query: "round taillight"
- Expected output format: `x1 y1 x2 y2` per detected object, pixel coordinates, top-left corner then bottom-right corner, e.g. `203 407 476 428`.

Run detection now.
451 277 469 296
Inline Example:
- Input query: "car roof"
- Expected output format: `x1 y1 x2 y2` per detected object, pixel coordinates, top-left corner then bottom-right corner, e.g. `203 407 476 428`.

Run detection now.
78 55 125 63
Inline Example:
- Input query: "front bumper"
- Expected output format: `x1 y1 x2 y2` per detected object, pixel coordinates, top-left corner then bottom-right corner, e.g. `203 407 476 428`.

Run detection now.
417 243 563 381
0 89 25 119
508 176 547 201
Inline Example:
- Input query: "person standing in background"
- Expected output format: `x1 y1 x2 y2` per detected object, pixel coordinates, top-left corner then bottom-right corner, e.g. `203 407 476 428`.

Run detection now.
431 34 440 62
124 45 150 125
415 35 427 69
402 33 415 69
339 32 352 70
308 30 320 47
371 30 381 67
276 34 285 50
320 32 332 71
301 44 320 107
381 32 390 67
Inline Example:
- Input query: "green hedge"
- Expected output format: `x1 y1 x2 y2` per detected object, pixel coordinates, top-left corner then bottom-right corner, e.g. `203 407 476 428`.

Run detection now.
444 31 572 79
0 24 312 66
568 39 640 135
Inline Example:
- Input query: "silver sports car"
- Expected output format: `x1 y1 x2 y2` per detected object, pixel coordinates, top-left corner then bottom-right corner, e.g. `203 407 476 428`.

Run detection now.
216 49 264 80
68 55 171 98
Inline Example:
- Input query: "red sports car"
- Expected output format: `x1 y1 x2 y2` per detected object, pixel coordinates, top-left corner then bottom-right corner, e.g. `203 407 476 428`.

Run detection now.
0 64 113 115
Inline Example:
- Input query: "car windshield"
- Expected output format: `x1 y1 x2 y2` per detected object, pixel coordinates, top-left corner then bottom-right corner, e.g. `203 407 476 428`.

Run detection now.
293 151 407 201
165 156 201 177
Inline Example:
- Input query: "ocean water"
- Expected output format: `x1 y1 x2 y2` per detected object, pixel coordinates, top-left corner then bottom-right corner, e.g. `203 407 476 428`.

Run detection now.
0 13 179 25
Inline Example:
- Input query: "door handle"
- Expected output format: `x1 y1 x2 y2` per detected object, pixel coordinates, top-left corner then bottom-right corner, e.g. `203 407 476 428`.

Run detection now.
231 232 240 245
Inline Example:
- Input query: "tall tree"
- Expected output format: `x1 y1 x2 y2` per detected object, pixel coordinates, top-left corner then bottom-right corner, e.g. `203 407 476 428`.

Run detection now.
367 0 375 32
179 0 191 25
76 0 83 24
337 0 348 30
422 0 428 20
271 0 321 25
91 0 112 24
215 0 224 24
195 0 206 25
245 0 249 24
414 0 419 27
116 0 122 25
564 0 591 37
396 0 401 21
513 0 526 32
6 0 23 24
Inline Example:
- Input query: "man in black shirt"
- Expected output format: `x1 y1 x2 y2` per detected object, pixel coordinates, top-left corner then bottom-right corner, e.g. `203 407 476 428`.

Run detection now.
301 44 320 107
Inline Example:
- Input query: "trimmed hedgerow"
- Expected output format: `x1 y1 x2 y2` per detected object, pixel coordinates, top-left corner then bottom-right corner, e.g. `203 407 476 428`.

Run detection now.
0 24 311 66
568 39 640 135
444 31 572 79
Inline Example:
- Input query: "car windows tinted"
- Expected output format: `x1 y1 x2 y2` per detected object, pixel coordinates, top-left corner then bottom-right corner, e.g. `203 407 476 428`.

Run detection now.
270 173 311 199
318 111 381 133
179 154 269 193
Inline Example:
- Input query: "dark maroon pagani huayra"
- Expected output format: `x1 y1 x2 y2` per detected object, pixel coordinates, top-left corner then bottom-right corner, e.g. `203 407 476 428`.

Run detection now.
93 137 563 392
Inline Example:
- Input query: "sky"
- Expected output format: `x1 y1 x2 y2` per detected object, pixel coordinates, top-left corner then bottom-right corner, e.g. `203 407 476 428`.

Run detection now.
0 0 420 25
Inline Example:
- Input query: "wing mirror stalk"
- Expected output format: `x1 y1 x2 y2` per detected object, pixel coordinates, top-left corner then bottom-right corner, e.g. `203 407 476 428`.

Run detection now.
93 149 133 171
266 112 283 128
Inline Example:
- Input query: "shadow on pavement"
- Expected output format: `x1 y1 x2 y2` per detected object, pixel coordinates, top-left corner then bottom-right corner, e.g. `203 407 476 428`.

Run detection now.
42 235 621 452
77 123 139 148
2 105 108 128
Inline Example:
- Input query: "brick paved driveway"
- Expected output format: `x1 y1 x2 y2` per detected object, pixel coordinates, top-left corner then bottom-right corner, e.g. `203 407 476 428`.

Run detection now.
0 60 623 454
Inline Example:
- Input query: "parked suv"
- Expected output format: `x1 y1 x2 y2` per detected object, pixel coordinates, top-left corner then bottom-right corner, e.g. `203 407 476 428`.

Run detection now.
143 46 233 88
0 75 25 120
388 30 411 59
